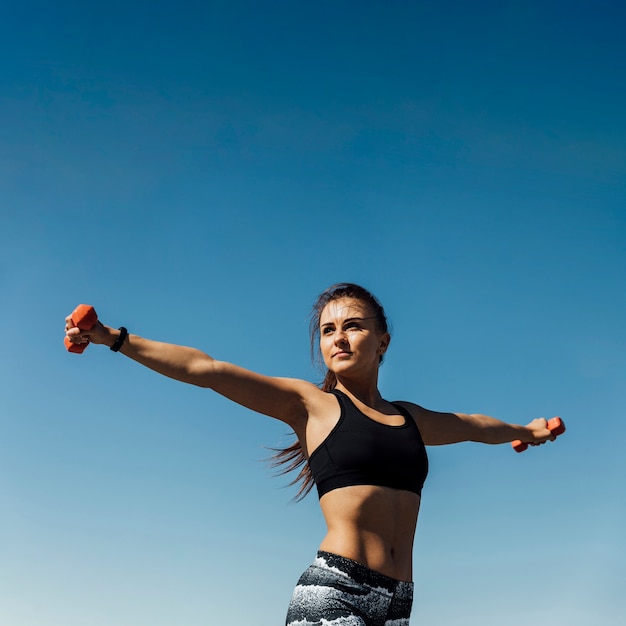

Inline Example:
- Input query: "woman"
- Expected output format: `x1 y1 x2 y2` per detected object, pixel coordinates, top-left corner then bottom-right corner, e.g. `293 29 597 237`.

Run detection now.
65 283 558 626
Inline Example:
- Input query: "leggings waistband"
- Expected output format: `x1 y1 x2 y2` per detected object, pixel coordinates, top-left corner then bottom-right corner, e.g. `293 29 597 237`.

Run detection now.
314 551 410 593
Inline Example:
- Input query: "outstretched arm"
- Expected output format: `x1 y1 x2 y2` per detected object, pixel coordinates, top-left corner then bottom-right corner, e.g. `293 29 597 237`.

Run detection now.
65 318 318 426
399 403 556 447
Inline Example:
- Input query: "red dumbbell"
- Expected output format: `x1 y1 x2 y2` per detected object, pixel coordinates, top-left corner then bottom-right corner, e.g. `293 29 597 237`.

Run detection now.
64 304 98 353
512 417 566 453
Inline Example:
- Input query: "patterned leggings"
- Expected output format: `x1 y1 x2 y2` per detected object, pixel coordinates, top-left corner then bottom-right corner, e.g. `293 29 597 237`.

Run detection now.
285 551 413 626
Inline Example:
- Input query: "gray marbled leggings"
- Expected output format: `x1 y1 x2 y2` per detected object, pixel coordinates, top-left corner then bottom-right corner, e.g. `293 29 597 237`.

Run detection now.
285 551 413 626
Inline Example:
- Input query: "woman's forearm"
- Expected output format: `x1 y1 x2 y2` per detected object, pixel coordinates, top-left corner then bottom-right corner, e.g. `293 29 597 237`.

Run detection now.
459 413 531 444
457 413 555 445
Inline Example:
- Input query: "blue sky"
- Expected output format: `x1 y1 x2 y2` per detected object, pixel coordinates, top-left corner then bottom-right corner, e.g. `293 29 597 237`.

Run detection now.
1 1 625 624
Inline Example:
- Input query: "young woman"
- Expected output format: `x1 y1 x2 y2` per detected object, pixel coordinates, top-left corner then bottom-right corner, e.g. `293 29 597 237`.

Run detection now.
65 283 558 626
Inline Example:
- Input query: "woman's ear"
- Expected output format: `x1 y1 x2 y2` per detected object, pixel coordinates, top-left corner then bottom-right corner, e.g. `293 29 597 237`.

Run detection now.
379 333 391 355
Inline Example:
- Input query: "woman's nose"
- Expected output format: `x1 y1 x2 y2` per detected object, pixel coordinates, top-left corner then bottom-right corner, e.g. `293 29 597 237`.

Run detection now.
334 329 348 344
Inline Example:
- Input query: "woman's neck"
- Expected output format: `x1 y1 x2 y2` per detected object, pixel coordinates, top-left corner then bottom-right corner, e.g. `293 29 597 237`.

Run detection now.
334 378 384 409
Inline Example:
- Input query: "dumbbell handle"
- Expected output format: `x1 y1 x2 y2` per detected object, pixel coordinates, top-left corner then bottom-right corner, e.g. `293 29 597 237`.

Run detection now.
64 304 98 353
512 417 566 453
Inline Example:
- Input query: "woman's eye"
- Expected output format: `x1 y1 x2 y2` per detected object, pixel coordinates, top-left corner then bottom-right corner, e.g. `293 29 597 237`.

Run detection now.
322 327 334 335
345 322 360 330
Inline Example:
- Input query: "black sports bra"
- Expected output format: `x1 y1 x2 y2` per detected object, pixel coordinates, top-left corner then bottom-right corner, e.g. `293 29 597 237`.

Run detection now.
308 389 429 499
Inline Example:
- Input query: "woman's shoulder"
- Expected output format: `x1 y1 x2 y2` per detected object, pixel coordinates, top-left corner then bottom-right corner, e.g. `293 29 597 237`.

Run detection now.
389 400 443 428
390 400 464 445
390 399 429 414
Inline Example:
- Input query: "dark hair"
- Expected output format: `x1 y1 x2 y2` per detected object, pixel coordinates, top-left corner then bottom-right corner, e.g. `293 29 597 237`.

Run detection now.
270 283 390 500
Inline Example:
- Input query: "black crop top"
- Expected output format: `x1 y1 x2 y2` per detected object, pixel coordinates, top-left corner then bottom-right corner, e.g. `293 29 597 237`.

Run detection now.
308 390 429 499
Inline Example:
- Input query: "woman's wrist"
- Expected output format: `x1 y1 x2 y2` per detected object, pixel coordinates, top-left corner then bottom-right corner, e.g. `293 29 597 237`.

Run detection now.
507 424 532 443
110 327 128 352
102 325 124 349
515 426 535 443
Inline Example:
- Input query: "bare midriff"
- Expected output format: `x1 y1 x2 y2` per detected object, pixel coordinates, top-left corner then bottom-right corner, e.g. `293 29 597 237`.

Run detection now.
318 484 420 582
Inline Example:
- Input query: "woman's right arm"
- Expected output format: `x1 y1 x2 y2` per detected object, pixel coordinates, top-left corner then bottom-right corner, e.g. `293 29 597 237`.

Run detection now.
65 319 318 426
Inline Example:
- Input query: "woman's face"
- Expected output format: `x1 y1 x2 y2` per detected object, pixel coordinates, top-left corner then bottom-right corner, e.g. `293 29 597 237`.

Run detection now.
319 297 389 377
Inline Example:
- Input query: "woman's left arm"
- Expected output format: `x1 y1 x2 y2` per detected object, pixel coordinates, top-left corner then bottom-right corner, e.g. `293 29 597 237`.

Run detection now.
399 403 556 446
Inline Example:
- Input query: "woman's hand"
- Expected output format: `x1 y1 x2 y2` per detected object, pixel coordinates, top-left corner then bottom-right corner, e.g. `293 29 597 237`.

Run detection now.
522 417 557 446
65 315 115 347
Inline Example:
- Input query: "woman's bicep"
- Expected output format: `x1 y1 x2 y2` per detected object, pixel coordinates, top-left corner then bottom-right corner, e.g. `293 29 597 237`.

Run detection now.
193 359 317 426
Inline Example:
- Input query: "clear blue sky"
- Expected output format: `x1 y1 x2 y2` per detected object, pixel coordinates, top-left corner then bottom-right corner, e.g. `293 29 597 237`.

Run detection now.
1 1 624 624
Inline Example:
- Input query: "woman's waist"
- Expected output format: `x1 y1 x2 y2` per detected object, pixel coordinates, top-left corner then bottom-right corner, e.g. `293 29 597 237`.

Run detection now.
319 527 414 581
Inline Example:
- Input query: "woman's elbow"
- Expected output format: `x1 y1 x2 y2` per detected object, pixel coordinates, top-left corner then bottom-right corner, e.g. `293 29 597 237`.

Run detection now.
186 354 218 387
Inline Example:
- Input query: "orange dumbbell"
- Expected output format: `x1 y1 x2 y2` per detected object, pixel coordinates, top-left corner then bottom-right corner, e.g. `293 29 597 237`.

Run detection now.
512 417 566 453
64 304 98 353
